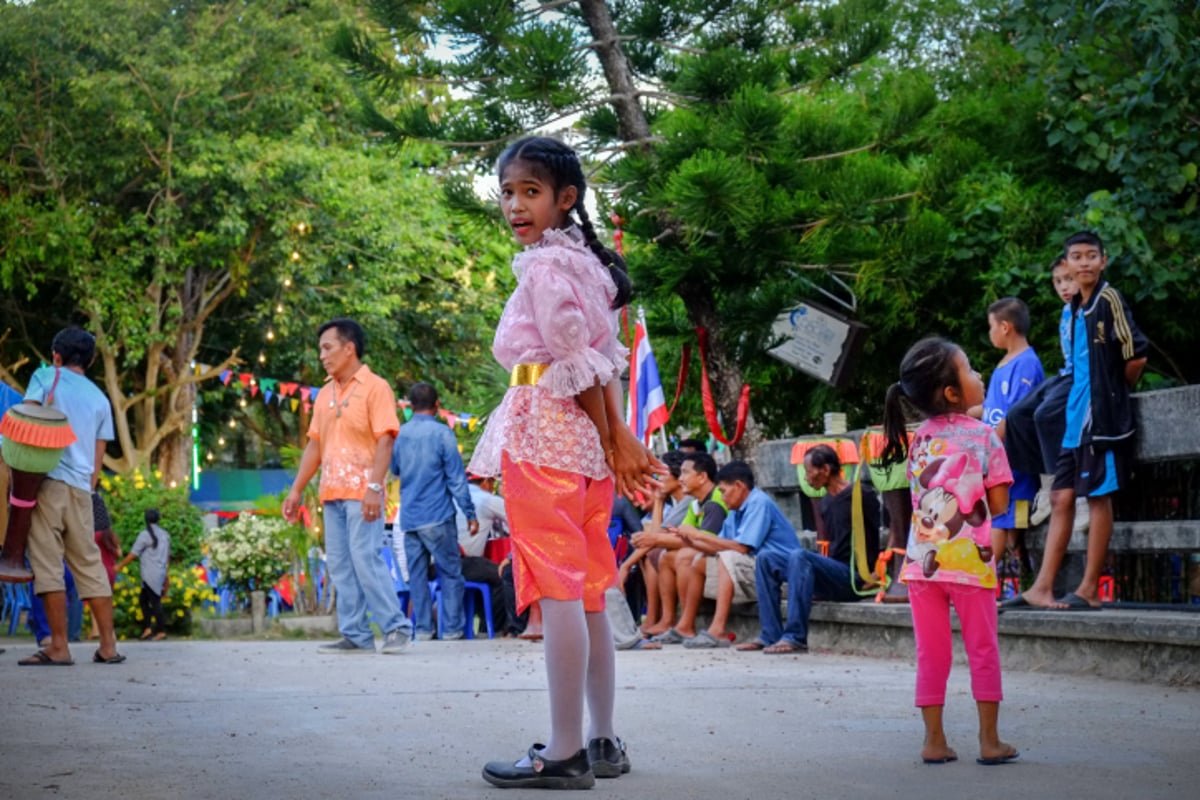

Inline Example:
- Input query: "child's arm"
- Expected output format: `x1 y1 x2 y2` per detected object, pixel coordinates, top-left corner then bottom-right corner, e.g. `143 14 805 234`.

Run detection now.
116 552 137 572
1125 357 1147 387
986 483 1010 559
602 379 667 498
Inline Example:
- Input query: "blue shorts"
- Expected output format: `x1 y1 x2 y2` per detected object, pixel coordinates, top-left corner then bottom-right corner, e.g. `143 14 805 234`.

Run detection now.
1051 444 1125 497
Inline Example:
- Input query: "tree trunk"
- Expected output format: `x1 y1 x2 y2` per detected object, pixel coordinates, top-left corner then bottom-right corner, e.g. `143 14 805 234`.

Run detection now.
679 283 765 465
576 0 652 144
577 0 760 463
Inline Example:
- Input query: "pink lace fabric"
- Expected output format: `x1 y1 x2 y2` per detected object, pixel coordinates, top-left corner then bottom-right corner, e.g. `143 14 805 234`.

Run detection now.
469 227 628 481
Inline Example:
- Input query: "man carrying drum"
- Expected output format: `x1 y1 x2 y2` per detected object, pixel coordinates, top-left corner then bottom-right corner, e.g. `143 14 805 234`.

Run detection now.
17 328 124 666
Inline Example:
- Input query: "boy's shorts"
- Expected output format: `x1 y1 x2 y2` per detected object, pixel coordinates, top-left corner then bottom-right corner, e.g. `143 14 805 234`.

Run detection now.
1051 444 1126 498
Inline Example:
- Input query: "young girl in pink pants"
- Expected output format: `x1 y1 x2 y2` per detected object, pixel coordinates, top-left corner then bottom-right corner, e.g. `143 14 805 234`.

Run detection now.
881 337 1020 766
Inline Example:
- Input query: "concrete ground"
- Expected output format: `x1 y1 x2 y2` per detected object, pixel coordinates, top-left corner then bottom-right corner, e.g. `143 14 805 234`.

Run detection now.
1 636 1197 800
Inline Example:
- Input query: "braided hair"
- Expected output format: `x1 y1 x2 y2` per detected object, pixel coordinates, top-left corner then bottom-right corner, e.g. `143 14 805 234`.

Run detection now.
497 136 632 309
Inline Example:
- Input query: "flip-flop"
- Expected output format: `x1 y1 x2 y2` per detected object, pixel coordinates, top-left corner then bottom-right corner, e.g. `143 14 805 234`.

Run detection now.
627 638 662 651
682 630 730 649
976 750 1020 765
922 755 958 765
93 651 127 664
997 595 1034 612
19 650 74 666
649 628 685 645
734 640 766 651
1051 592 1101 611
763 640 808 654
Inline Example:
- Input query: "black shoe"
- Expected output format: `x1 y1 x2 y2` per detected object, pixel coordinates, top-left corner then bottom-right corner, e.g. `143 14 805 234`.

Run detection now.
587 737 630 778
482 745 595 789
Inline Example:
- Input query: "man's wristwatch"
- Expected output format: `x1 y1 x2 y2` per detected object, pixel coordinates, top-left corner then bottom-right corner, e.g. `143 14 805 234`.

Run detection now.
366 482 383 493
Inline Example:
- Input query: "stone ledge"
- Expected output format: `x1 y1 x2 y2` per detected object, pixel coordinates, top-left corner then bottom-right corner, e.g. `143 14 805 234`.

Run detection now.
802 601 1200 686
1024 520 1200 553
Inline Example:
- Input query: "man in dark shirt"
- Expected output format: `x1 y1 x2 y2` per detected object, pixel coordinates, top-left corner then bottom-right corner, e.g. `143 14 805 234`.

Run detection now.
739 444 880 653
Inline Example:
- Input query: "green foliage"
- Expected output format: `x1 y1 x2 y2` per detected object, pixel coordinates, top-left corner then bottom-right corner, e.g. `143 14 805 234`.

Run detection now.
105 564 216 638
100 469 206 567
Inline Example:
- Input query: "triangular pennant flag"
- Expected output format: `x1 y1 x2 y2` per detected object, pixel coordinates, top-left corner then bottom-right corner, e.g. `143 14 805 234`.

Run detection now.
403 406 413 421
279 382 296 397
468 417 478 432
290 398 299 412
220 370 232 386
308 386 321 402
250 385 259 398
264 390 273 404
260 378 278 392
303 401 312 415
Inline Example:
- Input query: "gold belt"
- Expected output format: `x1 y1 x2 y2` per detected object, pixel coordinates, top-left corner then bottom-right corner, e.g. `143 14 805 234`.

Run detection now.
510 363 549 387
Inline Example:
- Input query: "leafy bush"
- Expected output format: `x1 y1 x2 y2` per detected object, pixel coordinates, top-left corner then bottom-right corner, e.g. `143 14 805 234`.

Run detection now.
100 468 206 566
204 512 291 600
101 563 216 638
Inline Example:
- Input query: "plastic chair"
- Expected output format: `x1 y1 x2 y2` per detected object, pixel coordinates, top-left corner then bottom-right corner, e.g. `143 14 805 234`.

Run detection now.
6 583 32 636
462 581 495 639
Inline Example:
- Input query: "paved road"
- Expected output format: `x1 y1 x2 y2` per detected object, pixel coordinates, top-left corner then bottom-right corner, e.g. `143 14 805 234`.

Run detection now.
2 637 1196 799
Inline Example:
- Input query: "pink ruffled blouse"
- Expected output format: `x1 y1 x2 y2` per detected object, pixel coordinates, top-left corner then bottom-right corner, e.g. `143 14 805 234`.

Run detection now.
469 227 628 480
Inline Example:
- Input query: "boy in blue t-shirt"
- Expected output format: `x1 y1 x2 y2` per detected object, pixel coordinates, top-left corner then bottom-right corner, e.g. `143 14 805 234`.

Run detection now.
977 298 1044 570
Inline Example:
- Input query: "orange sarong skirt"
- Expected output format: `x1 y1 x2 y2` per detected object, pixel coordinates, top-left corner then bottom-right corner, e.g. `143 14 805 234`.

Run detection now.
501 453 616 614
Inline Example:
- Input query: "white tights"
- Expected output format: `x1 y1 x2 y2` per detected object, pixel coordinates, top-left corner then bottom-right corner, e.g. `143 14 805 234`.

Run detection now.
532 597 616 761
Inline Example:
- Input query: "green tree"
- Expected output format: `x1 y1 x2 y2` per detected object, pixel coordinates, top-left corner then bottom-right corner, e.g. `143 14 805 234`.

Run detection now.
0 0 511 481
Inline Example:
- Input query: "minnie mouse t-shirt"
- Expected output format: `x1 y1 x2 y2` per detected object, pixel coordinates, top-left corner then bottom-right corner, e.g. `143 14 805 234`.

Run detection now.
901 413 1012 589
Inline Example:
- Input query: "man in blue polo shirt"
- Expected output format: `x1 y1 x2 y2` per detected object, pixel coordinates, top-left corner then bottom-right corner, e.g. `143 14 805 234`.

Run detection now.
674 460 801 648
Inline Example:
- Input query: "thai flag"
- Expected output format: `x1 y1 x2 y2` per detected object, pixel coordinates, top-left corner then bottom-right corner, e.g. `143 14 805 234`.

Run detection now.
627 312 670 444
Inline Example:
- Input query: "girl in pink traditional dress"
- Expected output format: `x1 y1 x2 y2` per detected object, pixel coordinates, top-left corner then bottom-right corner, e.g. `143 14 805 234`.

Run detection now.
880 337 1020 767
470 137 663 790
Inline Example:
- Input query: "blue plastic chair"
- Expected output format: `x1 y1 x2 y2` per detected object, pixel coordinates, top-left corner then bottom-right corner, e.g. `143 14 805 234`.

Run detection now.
429 565 493 640
6 583 32 636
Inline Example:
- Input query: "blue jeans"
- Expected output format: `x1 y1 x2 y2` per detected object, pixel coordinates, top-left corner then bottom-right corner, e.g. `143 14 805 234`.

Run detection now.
755 548 862 646
404 519 464 637
324 500 410 648
28 563 81 642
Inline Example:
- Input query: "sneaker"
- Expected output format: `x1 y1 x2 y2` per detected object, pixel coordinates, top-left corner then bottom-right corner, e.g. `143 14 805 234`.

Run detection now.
441 630 465 641
317 637 373 655
587 737 631 778
1029 487 1052 526
381 629 411 654
1073 497 1090 533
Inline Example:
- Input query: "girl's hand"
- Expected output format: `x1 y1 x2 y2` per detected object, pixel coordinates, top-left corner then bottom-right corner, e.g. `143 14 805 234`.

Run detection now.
608 424 667 499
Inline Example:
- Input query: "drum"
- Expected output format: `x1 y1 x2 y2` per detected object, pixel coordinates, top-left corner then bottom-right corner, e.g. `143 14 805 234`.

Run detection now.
0 403 76 583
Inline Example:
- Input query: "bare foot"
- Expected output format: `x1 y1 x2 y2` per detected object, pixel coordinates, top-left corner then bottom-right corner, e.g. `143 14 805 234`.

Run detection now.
641 623 669 636
673 627 698 639
921 745 958 764
978 742 1019 764
1016 587 1057 608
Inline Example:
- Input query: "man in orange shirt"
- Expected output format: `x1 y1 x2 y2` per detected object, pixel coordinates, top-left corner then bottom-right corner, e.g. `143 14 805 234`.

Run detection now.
283 318 411 654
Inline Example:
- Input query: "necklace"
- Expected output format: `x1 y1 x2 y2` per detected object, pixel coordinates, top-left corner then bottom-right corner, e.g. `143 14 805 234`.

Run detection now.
330 379 353 418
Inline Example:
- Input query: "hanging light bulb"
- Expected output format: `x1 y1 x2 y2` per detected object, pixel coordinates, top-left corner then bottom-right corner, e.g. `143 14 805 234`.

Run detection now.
266 329 275 341
290 250 301 262
228 419 237 429
283 277 293 288
218 436 226 446
239 397 247 408
258 352 267 364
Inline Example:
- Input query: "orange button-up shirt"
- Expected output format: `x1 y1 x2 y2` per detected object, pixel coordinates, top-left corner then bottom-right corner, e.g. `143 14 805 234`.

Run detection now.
307 364 400 503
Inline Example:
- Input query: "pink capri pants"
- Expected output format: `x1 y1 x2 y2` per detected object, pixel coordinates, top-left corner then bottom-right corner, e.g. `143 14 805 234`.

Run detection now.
908 580 1003 707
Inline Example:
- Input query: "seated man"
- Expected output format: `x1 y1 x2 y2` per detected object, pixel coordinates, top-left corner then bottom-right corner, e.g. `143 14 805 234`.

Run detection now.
617 450 689 631
740 444 880 654
455 472 510 636
673 460 801 648
638 452 727 641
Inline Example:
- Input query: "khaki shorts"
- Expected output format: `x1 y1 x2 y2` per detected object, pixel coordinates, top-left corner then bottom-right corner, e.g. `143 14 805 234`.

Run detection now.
701 550 758 605
27 479 112 599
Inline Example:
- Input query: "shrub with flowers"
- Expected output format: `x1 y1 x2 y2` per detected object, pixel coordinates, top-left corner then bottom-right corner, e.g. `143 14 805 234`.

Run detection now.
204 512 291 600
100 564 217 638
100 467 206 565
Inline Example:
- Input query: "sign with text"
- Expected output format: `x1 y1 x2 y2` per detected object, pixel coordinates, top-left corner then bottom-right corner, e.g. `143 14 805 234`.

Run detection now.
766 302 866 388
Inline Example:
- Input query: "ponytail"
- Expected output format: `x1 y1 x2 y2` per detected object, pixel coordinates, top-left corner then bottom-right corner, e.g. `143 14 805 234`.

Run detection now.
144 508 161 549
880 382 911 466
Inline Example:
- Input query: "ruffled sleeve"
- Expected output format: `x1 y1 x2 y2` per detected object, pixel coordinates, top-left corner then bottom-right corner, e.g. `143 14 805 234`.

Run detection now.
524 256 620 399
